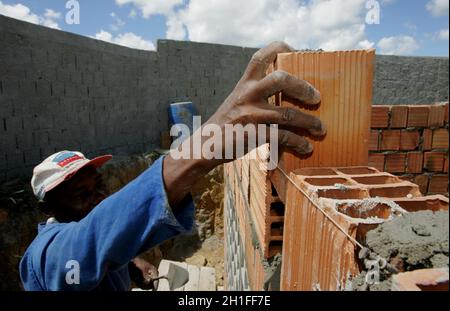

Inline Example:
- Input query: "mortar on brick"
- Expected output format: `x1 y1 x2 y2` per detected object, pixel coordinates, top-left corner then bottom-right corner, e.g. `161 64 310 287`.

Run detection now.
352 210 449 291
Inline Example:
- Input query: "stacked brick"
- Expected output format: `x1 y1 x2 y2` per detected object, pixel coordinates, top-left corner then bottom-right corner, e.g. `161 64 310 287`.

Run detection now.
270 49 375 202
369 103 449 196
223 154 279 291
280 166 449 291
224 50 449 292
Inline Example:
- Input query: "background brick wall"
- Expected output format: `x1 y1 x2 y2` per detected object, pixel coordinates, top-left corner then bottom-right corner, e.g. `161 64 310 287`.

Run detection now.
0 15 449 182
0 16 256 181
369 103 449 196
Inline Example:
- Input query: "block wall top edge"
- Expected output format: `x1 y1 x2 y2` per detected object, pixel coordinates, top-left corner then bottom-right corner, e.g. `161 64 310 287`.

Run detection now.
277 49 376 57
0 14 156 58
156 38 259 52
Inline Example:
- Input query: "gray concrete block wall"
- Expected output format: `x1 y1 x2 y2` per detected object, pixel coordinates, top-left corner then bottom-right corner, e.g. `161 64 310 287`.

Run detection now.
0 15 161 181
0 14 448 181
157 40 257 120
224 182 250 291
374 55 449 105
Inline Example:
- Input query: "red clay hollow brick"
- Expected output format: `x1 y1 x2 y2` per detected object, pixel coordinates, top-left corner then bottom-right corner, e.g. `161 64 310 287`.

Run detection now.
408 106 430 127
369 130 379 151
390 105 408 128
400 130 420 150
432 129 449 149
391 268 449 291
381 130 401 151
394 195 449 212
428 104 446 127
371 106 390 128
414 175 429 195
428 175 449 194
406 152 424 174
422 129 433 151
444 156 449 174
385 153 406 173
281 167 425 291
424 152 445 172
368 153 385 172
398 175 414 182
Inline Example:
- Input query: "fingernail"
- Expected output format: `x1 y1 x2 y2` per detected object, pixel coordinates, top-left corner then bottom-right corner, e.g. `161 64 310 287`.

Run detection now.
319 122 327 136
313 89 321 104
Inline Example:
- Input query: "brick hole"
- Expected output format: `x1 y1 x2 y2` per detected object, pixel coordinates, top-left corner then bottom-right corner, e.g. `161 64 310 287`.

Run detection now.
304 177 350 186
0 81 3 94
271 183 278 196
369 186 416 198
337 167 377 175
268 241 283 258
417 281 449 291
3 118 6 131
317 188 367 200
270 201 285 216
394 198 449 212
336 202 392 219
270 222 283 237
352 175 400 185
294 168 337 176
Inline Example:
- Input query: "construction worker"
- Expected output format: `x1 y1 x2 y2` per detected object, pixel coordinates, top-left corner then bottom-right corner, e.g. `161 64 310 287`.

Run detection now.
20 42 326 291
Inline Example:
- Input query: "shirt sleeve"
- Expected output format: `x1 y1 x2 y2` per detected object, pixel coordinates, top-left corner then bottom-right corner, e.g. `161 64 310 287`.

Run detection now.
31 155 195 291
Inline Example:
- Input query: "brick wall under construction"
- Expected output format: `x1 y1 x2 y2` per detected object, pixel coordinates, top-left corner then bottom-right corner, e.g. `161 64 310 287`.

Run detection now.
224 125 449 291
369 103 449 196
223 49 449 291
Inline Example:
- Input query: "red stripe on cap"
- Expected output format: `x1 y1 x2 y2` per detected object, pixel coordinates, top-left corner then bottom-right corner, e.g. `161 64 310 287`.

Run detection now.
57 155 83 167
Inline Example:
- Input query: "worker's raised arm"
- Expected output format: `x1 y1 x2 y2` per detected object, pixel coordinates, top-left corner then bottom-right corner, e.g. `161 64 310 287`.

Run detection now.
20 41 325 291
163 41 326 207
20 157 194 291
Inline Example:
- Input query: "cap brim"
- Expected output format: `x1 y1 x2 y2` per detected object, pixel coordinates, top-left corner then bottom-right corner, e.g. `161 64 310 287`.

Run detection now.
87 154 113 168
44 154 113 194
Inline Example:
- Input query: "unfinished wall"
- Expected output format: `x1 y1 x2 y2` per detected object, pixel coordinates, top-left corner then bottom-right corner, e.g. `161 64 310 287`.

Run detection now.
1 14 449 182
369 103 449 196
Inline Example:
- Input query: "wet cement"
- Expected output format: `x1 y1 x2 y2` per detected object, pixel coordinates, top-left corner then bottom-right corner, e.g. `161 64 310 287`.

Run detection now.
351 210 449 291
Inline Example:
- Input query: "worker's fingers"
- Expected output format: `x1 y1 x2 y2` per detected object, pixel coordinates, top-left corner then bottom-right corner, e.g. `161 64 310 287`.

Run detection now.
254 70 321 105
244 41 295 81
271 128 313 155
255 106 326 137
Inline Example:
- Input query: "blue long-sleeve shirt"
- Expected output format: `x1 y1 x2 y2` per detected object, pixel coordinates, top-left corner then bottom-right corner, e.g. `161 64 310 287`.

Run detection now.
19 156 195 291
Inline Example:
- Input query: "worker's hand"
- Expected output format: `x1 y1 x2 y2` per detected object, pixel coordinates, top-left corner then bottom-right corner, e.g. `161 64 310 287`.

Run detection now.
205 41 325 157
130 257 159 289
164 41 326 207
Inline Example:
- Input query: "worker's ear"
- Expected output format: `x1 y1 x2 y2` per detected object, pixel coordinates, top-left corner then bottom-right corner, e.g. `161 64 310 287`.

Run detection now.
37 201 54 216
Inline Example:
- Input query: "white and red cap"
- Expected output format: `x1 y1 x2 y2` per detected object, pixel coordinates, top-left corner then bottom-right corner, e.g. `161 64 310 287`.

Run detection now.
31 151 112 201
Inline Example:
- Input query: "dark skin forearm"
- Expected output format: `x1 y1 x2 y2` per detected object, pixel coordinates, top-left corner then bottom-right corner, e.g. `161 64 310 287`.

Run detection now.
162 155 215 208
